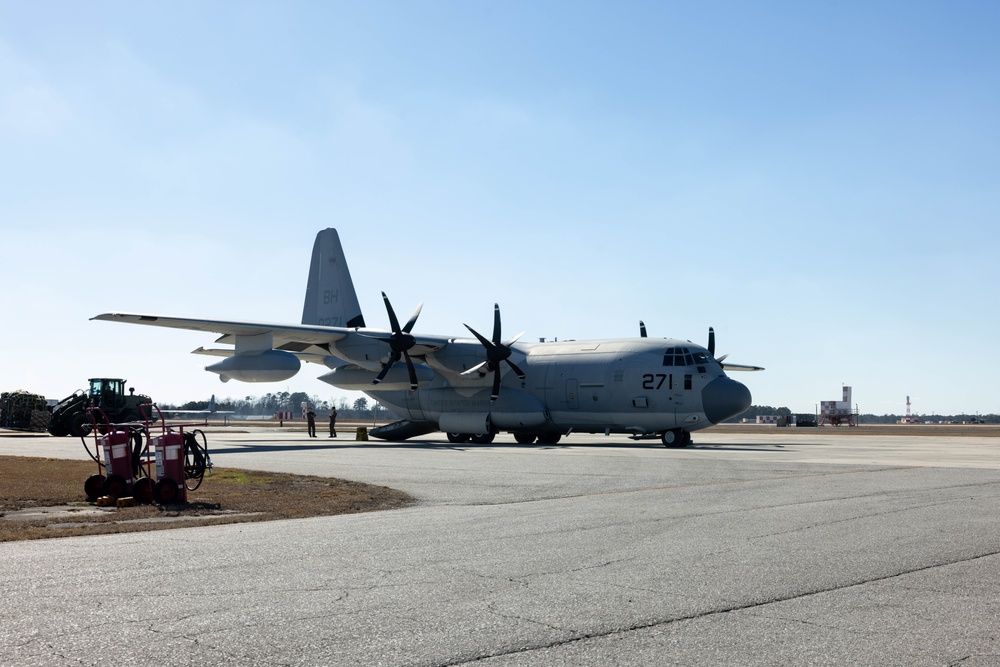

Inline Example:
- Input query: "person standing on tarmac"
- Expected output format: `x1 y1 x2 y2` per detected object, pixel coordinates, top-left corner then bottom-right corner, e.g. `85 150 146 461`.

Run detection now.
306 408 317 438
328 407 338 438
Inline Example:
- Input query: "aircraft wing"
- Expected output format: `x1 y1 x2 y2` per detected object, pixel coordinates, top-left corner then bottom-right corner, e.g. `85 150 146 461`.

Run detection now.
91 312 451 362
92 312 350 346
722 361 765 372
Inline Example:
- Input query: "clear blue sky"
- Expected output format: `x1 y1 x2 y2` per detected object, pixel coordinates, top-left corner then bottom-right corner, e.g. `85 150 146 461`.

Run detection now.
2 1 998 416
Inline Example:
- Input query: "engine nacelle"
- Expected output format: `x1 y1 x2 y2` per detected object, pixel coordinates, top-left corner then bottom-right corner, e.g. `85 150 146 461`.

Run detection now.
205 350 300 383
318 363 433 390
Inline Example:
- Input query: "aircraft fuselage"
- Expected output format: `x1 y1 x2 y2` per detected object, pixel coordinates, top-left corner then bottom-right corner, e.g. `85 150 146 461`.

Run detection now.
361 337 751 440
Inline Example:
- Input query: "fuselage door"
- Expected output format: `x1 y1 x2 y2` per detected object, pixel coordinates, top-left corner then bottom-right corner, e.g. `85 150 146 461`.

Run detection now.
404 390 426 422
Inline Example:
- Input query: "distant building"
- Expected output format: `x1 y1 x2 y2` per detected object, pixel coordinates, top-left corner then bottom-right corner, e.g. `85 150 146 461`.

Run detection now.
820 386 858 426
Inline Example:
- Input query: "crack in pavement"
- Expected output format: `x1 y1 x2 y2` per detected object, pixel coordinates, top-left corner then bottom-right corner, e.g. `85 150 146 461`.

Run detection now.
432 548 1000 666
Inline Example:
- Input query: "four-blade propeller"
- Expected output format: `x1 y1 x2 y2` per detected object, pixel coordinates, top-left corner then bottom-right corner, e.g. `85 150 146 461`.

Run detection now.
363 292 423 390
708 326 729 363
463 304 525 401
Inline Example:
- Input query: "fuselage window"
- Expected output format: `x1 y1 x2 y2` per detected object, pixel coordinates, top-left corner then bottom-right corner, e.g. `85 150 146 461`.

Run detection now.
684 374 693 390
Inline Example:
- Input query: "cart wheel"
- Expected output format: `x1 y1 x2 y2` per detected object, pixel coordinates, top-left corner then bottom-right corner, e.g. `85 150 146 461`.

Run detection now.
102 474 128 498
84 474 105 501
132 477 153 504
152 478 179 505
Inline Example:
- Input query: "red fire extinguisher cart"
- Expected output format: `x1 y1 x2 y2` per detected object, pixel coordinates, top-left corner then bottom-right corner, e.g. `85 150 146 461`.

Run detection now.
82 407 152 503
142 404 211 505
151 430 187 504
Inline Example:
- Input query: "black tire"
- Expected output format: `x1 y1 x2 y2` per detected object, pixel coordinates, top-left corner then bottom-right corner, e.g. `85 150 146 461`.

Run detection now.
132 477 153 504
446 432 470 444
69 412 92 438
48 422 69 437
661 429 689 448
84 474 105 501
152 478 180 505
102 474 128 498
513 433 537 444
470 433 495 445
537 432 562 445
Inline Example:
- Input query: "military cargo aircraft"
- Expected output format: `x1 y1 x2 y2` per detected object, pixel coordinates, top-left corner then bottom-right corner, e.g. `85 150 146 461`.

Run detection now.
94 229 762 447
159 395 233 417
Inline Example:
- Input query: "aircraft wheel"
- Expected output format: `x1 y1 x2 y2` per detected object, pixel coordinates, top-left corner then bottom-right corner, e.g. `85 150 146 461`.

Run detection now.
84 474 105 501
446 432 470 444
513 433 536 444
537 432 562 445
470 433 495 445
661 429 689 448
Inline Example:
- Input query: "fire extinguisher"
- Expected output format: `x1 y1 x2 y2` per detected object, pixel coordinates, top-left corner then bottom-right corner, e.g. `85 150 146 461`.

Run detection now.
151 429 211 504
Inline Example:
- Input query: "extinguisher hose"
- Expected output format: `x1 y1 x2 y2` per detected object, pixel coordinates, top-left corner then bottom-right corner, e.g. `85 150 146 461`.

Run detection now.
79 426 147 472
81 435 101 465
130 426 148 477
183 429 212 491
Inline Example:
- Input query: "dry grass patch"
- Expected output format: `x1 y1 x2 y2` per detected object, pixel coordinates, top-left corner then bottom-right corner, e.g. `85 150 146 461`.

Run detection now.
0 456 412 542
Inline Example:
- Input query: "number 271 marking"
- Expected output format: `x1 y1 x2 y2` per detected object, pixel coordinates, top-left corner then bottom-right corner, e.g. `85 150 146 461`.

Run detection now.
642 374 667 389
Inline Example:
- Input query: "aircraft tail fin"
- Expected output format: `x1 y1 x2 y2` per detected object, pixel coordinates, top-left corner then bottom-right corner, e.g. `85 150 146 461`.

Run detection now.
301 228 366 328
208 395 216 412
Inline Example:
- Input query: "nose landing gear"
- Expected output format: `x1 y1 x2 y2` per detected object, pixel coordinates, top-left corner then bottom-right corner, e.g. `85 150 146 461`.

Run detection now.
661 428 691 448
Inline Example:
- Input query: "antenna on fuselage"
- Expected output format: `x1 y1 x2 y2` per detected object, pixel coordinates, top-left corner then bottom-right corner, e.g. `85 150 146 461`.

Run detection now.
639 321 647 338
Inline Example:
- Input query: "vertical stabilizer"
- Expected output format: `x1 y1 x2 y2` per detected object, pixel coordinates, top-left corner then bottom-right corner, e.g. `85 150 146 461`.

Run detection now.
301 229 366 328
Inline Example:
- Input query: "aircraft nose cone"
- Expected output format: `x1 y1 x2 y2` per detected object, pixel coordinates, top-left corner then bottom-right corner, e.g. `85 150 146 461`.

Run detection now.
703 376 752 424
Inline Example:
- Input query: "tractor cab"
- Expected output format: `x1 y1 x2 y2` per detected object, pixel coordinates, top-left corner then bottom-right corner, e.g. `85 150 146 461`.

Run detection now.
89 378 128 411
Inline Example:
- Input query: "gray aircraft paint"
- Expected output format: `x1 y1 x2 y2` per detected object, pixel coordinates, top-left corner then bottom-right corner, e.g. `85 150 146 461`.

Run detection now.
300 228 366 329
93 228 760 446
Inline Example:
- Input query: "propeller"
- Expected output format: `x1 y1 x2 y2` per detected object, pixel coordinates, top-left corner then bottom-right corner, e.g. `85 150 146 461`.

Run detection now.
363 292 423 390
708 327 729 363
462 304 526 401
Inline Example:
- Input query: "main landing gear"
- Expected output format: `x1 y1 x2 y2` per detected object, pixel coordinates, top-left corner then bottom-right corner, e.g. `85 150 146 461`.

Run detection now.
446 431 563 446
661 428 692 448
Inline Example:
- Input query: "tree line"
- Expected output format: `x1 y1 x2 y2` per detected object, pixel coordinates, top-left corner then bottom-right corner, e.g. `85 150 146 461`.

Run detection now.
162 392 390 420
738 405 998 424
161 395 1000 425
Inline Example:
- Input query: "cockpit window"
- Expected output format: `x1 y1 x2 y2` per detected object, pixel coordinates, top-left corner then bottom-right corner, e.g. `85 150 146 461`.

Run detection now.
664 348 715 368
663 347 695 367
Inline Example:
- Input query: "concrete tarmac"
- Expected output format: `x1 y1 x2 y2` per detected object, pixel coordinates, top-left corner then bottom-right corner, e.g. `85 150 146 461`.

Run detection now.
3 427 1000 666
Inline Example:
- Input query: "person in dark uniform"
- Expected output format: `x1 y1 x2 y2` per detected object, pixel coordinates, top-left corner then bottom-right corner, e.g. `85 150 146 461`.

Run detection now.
306 408 316 437
328 407 338 438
